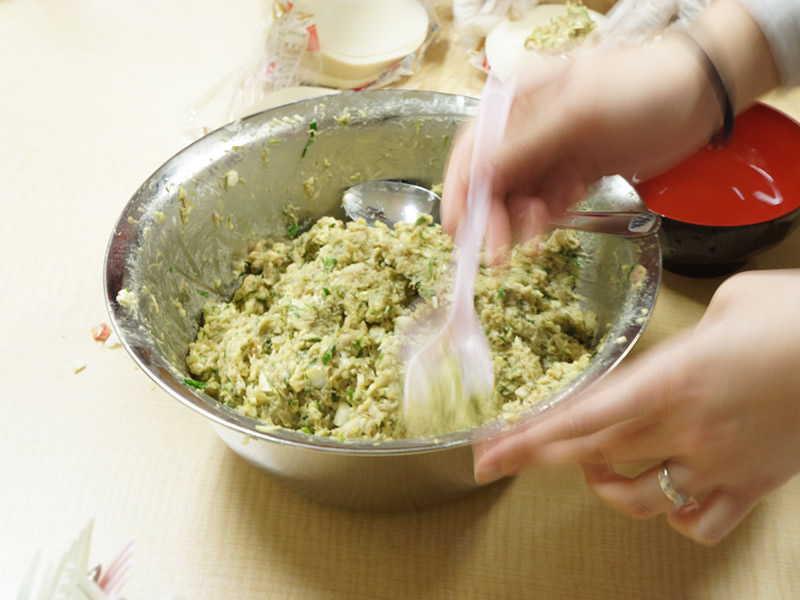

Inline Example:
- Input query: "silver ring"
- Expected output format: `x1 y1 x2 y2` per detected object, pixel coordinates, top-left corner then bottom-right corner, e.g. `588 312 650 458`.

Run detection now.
657 464 691 508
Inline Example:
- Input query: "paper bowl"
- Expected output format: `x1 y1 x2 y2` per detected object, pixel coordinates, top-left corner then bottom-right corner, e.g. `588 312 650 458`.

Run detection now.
313 0 429 85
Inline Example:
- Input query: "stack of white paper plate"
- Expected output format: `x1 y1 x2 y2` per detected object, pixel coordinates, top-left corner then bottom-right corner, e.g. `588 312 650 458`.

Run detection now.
311 0 429 88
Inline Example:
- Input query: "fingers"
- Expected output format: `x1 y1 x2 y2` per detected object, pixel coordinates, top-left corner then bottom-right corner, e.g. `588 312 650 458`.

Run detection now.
442 57 576 246
537 161 588 219
667 489 760 546
473 382 653 482
443 131 549 260
484 191 512 264
581 462 698 521
474 415 669 484
584 463 761 545
491 96 579 210
441 121 474 235
528 419 671 466
507 195 549 244
473 336 693 484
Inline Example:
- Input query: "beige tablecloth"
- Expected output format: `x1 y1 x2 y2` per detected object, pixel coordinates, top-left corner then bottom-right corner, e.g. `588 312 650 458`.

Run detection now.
2 1 799 597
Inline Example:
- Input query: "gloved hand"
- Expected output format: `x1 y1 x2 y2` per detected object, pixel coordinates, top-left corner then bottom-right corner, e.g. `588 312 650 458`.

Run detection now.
592 0 712 47
452 0 542 38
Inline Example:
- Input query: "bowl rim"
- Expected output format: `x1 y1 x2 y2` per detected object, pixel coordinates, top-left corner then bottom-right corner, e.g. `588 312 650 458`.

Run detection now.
657 204 800 232
104 89 662 456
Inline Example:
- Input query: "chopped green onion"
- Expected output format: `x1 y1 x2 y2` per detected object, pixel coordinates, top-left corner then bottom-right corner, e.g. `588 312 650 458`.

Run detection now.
323 257 337 272
301 120 318 158
322 344 336 364
183 378 207 389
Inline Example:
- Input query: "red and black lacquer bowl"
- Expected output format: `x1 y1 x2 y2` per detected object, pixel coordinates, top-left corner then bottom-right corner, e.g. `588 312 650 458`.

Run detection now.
636 103 800 278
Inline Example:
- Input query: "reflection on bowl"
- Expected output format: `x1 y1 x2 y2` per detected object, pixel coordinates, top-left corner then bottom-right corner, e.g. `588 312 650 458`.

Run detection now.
636 103 800 277
104 91 661 510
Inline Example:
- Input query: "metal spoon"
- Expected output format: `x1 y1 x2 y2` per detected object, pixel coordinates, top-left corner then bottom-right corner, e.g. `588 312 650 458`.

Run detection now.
343 180 661 236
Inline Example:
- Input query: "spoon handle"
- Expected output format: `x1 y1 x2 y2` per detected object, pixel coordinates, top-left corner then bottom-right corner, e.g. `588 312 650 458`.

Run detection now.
551 211 661 237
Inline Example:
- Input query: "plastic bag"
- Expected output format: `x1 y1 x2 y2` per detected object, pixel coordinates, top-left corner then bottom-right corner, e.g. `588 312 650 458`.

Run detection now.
453 0 542 40
184 1 321 141
591 0 711 48
184 0 439 141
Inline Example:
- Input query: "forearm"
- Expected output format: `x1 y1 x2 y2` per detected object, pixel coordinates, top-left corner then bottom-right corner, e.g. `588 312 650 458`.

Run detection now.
689 0 780 114
735 0 800 86
443 0 788 247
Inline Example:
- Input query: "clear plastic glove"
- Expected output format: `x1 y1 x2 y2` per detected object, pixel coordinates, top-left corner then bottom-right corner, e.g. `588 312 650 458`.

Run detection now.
592 0 711 47
453 0 541 38
474 270 800 545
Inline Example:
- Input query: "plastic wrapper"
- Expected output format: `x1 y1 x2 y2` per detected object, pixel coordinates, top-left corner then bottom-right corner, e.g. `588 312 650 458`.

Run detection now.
453 0 542 43
185 0 440 141
591 0 711 48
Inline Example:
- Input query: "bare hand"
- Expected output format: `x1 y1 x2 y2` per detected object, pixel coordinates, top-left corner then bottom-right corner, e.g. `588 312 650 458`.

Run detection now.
442 35 720 258
474 270 800 545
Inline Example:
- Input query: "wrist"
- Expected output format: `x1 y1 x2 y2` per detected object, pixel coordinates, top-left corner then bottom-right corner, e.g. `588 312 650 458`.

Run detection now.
689 0 780 112
651 35 724 151
677 31 735 145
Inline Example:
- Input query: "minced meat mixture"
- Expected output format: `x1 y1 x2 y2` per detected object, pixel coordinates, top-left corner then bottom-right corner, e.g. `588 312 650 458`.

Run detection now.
186 215 597 440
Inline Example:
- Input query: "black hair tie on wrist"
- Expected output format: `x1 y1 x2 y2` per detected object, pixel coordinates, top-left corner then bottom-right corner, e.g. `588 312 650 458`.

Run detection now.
682 31 735 146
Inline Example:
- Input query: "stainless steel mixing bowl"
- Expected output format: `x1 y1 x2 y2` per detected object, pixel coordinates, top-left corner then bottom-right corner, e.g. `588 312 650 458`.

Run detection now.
104 90 661 511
